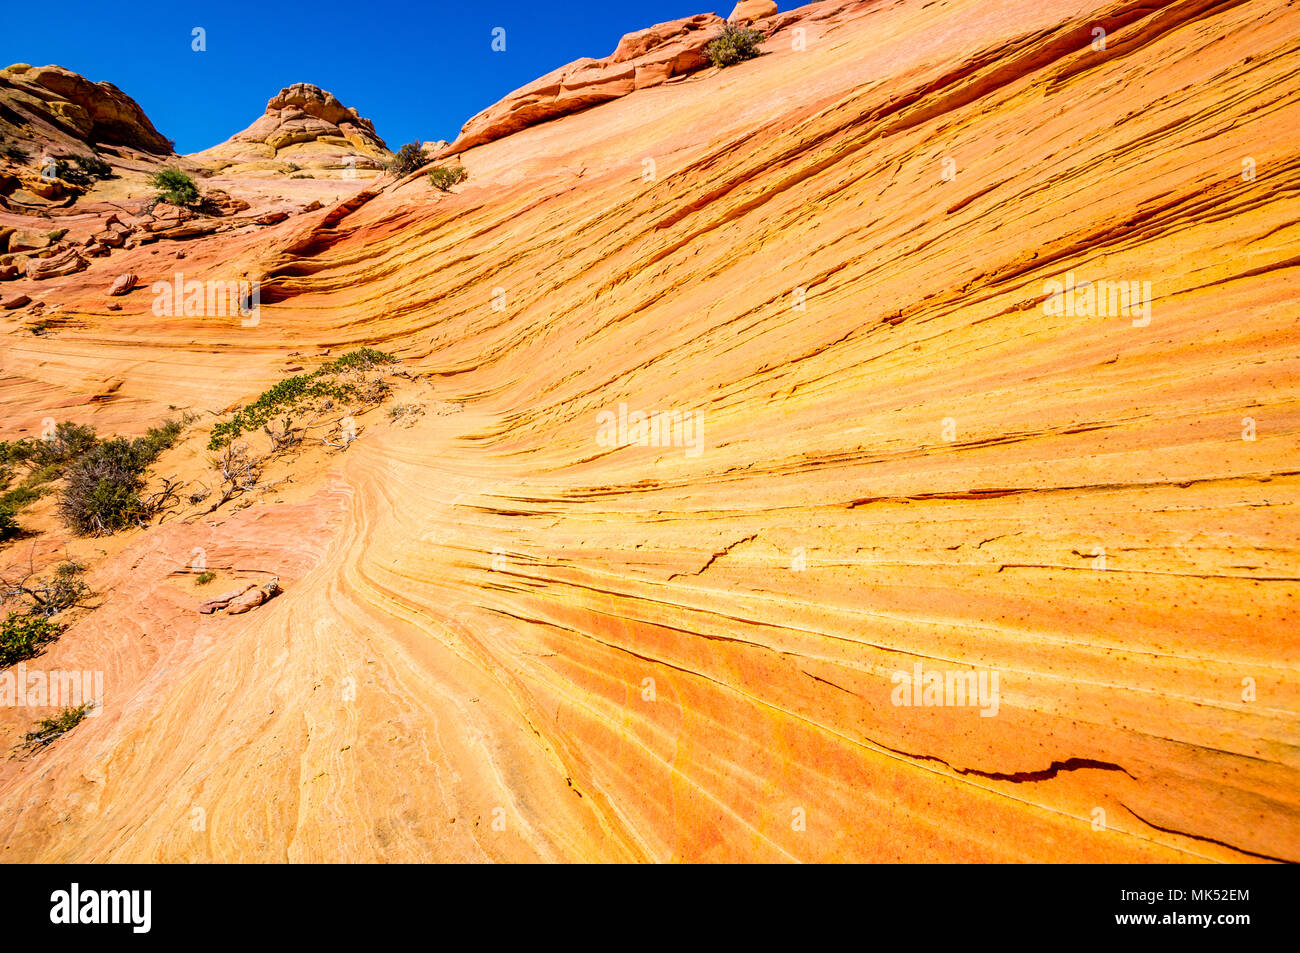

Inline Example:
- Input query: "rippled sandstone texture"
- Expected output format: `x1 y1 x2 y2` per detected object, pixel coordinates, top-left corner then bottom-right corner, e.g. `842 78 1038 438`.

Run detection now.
0 0 1297 862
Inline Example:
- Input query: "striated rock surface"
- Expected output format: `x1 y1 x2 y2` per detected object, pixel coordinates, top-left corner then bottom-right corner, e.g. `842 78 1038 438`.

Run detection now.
0 0 1297 863
191 83 391 177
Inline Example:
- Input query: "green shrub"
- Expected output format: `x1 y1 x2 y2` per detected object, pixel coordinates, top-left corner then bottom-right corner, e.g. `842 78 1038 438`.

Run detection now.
321 348 398 373
427 166 469 192
0 440 36 470
56 423 178 536
0 612 61 667
31 421 97 468
705 24 765 68
148 167 200 206
0 423 102 543
209 375 353 450
0 484 44 512
58 440 148 536
136 419 183 460
13 702 91 755
387 142 428 178
36 562 89 616
0 503 18 541
73 153 113 179
207 351 397 450
196 570 215 585
45 228 68 243
50 154 111 187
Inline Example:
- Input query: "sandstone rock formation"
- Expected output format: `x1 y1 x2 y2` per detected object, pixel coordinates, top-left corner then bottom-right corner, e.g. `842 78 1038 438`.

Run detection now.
441 3 871 157
106 272 135 295
446 14 726 154
729 0 779 22
192 83 391 177
0 0 1297 863
0 63 173 155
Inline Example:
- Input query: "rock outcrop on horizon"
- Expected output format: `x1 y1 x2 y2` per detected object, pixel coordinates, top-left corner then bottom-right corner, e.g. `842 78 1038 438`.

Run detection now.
445 13 728 154
442 2 868 156
0 63 178 212
0 63 173 156
0 0 1297 863
729 0 779 21
191 83 391 177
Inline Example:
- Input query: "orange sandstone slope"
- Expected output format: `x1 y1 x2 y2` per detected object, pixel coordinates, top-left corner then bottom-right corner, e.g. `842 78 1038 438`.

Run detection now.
1 0 1299 862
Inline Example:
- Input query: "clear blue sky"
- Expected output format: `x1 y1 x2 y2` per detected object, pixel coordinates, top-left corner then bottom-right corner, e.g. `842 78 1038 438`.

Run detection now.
1 0 758 153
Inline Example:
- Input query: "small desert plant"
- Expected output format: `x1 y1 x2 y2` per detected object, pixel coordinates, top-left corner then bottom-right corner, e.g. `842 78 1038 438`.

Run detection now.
209 375 353 450
0 560 91 618
148 167 200 206
35 562 90 616
428 166 468 192
57 421 182 536
58 439 149 535
73 153 113 179
196 570 216 585
208 350 397 449
0 612 61 667
289 173 314 179
387 142 428 178
0 504 18 541
45 228 68 243
322 348 398 373
705 23 765 68
53 154 112 186
136 419 183 459
12 702 92 756
30 421 97 469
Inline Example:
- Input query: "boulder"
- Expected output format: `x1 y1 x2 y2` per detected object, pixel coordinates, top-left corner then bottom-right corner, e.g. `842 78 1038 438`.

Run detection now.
91 228 125 247
108 272 136 295
2 293 31 309
24 246 86 279
203 188 250 215
197 582 257 614
728 0 778 23
6 230 51 253
197 579 280 615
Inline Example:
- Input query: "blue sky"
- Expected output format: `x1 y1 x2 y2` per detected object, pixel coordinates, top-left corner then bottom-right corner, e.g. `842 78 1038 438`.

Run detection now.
1 0 752 153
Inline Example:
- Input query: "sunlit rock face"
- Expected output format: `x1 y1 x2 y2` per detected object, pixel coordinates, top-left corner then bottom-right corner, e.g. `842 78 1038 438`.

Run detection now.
191 83 391 177
0 63 173 155
0 0 1297 862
